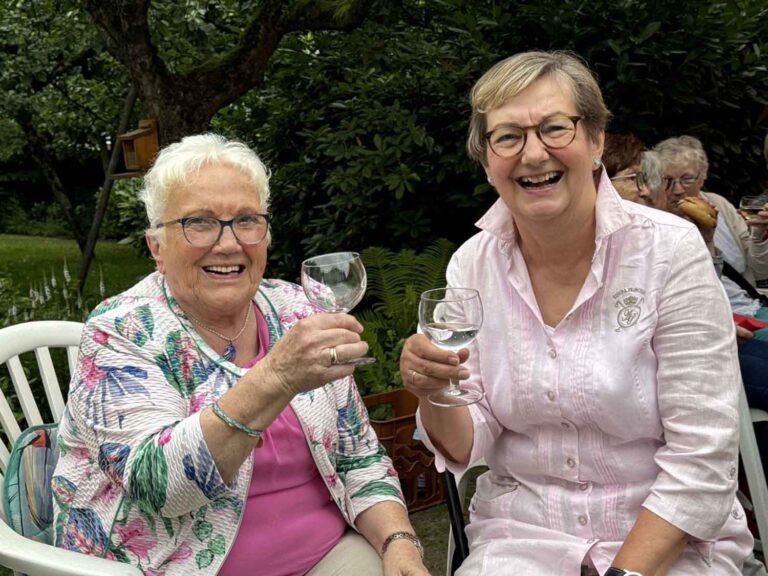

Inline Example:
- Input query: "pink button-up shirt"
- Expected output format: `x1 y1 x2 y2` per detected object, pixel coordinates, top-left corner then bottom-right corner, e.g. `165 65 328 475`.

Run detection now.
419 174 753 574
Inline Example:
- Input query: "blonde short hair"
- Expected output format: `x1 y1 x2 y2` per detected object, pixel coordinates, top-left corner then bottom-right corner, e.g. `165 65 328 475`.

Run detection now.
140 133 271 241
467 51 611 165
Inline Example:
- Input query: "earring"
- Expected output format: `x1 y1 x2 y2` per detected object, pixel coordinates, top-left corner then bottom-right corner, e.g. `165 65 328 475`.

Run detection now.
592 158 601 169
487 176 495 186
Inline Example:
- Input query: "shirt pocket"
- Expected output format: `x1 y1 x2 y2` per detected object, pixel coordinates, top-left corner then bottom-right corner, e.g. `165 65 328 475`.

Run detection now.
468 471 521 521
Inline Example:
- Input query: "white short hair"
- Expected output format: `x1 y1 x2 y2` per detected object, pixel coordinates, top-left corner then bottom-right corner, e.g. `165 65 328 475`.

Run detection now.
140 133 271 235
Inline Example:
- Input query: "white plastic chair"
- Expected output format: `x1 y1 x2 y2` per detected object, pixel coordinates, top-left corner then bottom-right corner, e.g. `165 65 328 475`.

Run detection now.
445 458 487 576
739 384 768 552
0 320 142 576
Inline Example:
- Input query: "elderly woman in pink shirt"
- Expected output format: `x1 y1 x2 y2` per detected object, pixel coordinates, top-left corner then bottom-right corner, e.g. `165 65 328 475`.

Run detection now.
400 51 759 575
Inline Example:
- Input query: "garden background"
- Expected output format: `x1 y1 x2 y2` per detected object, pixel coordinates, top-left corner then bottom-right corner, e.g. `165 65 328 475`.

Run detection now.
0 0 766 573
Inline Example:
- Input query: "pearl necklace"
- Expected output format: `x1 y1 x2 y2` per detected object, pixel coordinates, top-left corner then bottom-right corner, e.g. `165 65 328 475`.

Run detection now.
187 305 252 362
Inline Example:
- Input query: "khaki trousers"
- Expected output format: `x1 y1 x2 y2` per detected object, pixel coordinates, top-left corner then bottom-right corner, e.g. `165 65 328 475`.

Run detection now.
306 530 383 576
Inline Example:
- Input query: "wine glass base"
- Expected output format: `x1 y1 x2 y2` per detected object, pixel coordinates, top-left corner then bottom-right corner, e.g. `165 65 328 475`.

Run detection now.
428 388 484 408
346 356 377 366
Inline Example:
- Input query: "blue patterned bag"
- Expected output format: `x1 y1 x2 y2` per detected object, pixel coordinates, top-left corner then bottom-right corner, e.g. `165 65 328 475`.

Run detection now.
2 424 59 544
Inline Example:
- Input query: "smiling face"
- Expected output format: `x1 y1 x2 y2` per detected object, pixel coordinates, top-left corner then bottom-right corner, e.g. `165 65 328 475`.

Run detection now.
146 163 267 324
484 75 604 227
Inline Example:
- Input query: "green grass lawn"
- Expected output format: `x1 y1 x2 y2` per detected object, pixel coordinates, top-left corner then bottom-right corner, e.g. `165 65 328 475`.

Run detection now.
0 234 155 321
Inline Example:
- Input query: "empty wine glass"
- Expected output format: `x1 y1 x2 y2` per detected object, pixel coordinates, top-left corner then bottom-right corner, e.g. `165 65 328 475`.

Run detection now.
301 252 375 366
419 287 484 407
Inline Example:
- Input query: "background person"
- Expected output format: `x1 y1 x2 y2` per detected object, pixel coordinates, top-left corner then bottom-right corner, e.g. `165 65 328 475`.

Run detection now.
602 133 666 211
52 134 428 576
400 51 755 575
654 136 768 328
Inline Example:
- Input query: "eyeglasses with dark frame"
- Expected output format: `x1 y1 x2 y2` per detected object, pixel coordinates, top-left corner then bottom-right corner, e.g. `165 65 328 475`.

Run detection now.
484 115 584 158
154 213 271 247
663 173 701 192
610 172 648 193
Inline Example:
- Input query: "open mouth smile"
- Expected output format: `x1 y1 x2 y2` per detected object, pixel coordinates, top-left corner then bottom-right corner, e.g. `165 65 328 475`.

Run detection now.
516 171 564 188
202 265 245 276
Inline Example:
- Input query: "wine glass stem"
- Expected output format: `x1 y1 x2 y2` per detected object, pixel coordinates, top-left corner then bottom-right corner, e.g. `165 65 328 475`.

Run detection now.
447 378 462 396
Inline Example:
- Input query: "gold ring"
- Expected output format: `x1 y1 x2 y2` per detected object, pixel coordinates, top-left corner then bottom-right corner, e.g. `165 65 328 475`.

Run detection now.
329 346 339 365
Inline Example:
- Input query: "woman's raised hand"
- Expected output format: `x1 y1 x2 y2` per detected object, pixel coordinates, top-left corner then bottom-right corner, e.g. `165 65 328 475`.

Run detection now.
399 333 470 400
259 313 368 396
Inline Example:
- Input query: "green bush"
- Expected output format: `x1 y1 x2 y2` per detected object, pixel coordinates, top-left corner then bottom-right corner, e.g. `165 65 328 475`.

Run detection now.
354 238 456 398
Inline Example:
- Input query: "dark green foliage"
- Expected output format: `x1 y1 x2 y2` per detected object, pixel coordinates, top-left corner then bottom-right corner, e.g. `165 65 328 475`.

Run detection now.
353 238 455 397
213 0 767 279
1 0 767 276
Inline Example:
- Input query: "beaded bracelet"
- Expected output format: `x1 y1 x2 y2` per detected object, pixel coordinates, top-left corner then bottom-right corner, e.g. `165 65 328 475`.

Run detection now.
211 401 262 439
381 531 424 559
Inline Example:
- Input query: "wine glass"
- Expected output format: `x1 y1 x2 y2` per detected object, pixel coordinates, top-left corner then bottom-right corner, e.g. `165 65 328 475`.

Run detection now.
419 287 484 407
740 195 768 223
301 252 375 366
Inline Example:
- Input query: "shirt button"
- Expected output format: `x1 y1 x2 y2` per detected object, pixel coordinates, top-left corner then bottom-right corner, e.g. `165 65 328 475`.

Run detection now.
586 537 596 544
578 515 588 525
729 466 737 478
567 458 576 468
732 509 742 519
547 391 556 401
579 482 589 491
548 349 557 359
561 422 570 430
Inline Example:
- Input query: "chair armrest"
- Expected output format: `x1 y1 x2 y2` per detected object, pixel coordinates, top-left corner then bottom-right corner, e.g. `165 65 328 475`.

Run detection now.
0 518 142 576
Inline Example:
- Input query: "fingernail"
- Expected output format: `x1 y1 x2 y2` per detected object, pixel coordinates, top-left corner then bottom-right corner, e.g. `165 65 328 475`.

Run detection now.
458 369 470 379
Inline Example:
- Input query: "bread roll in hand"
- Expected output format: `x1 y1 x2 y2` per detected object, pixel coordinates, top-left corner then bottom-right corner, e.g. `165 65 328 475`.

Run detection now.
677 197 717 229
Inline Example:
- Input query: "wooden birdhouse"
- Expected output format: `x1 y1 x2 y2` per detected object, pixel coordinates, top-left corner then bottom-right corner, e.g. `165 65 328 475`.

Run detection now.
115 118 159 177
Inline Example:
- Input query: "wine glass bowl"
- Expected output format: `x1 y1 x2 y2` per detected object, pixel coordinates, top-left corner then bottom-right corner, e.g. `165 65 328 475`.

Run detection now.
301 252 375 366
739 195 768 222
301 252 367 312
419 287 484 407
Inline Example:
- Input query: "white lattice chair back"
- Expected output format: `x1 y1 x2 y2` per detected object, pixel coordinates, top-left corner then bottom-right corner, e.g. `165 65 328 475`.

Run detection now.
0 320 141 575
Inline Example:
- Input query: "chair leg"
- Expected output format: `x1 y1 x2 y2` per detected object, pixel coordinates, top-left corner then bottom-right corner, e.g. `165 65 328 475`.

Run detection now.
443 471 469 575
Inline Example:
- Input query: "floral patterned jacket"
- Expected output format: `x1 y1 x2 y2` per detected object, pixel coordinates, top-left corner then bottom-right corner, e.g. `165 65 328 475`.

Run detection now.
52 272 403 575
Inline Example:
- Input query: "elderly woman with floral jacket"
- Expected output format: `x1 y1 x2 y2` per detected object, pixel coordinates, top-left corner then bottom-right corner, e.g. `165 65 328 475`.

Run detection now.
52 134 428 576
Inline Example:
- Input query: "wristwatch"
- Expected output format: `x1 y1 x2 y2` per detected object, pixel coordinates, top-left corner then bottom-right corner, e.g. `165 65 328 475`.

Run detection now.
604 569 644 576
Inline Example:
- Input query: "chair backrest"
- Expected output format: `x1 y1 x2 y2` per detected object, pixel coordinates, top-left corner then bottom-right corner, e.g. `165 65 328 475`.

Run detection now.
0 321 84 511
445 458 487 576
738 384 768 549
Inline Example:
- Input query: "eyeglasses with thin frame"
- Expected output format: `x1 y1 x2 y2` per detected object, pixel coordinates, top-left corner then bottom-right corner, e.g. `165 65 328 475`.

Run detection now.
664 173 700 192
610 172 648 193
154 213 270 247
484 115 583 158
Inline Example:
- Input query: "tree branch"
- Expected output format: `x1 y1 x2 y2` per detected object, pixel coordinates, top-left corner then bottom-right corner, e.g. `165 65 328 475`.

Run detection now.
80 0 168 90
186 0 373 112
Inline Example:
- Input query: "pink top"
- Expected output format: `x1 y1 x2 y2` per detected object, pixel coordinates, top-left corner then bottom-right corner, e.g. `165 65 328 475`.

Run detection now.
219 305 347 576
418 173 753 574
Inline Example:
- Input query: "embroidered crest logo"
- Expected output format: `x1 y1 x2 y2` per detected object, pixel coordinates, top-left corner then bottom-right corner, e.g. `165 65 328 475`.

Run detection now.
612 288 645 332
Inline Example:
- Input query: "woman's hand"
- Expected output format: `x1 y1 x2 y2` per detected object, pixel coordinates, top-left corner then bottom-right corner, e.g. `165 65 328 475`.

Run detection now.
736 324 754 343
400 333 470 400
382 540 431 576
746 201 768 241
677 197 717 249
260 312 368 397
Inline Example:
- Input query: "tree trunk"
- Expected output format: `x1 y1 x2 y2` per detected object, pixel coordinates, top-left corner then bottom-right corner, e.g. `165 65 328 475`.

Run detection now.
82 0 373 144
78 84 138 293
26 125 88 253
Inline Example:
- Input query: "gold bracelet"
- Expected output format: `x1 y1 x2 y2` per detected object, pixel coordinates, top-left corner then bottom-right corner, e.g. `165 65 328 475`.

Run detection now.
381 531 424 559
